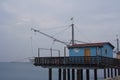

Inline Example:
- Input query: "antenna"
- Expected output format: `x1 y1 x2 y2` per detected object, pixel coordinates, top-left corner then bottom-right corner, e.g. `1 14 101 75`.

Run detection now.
116 35 119 53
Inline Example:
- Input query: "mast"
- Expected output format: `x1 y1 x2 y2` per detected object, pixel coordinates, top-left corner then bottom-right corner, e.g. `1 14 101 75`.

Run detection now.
71 17 74 45
116 35 119 53
72 23 74 45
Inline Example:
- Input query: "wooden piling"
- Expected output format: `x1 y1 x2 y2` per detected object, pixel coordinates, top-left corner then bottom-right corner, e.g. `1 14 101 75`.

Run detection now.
72 69 75 80
86 69 89 80
77 69 80 80
76 69 83 80
63 69 66 80
115 68 117 77
58 68 61 80
111 68 113 78
107 68 110 78
67 69 70 80
94 69 97 80
49 68 52 80
118 68 120 75
80 69 83 80
104 68 106 79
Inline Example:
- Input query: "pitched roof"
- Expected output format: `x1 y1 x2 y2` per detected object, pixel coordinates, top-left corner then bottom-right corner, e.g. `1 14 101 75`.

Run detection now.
68 42 114 49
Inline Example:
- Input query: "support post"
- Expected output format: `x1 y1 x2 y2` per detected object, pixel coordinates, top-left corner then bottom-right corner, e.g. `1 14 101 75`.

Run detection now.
72 69 75 80
80 69 83 80
86 69 89 80
50 48 52 57
67 69 70 80
49 68 52 80
77 69 83 80
63 69 66 80
71 23 74 45
111 68 113 78
104 68 106 79
38 48 40 57
118 68 120 75
77 69 80 80
115 68 117 77
64 47 66 64
58 68 61 80
58 50 60 57
107 68 110 78
94 69 97 80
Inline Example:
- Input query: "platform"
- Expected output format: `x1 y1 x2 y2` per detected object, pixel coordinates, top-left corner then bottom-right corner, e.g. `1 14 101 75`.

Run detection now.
34 56 120 68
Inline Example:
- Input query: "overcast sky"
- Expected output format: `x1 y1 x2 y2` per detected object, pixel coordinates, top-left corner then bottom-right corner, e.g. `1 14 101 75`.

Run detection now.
0 0 120 62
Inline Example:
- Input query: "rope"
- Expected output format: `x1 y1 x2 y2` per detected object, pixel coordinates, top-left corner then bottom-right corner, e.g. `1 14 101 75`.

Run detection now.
50 40 55 49
52 25 71 37
74 25 91 43
30 29 34 55
40 25 70 31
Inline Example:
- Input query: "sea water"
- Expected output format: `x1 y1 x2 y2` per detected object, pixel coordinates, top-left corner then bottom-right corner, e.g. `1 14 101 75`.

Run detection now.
0 62 104 80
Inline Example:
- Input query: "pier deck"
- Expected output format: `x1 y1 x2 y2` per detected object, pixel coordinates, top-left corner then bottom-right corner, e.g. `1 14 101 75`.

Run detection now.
34 56 120 68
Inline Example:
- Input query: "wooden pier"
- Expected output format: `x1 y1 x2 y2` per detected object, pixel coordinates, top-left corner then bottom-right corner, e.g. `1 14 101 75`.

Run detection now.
34 56 120 80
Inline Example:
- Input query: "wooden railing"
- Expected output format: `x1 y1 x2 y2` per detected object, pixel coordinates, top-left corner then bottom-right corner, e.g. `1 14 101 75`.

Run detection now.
34 56 120 68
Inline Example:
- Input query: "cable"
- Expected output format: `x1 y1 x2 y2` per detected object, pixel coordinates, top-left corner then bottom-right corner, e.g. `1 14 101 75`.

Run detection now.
40 25 70 31
74 25 91 43
30 29 34 55
53 25 71 37
50 40 55 49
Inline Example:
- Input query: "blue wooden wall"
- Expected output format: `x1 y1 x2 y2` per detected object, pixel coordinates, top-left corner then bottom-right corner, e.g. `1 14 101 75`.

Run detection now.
69 44 113 58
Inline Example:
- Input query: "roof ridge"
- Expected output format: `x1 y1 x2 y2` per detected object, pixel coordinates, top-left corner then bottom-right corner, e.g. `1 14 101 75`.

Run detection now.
68 42 114 49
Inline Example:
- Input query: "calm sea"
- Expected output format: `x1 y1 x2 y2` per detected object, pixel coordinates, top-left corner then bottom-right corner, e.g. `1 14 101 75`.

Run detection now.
0 62 104 80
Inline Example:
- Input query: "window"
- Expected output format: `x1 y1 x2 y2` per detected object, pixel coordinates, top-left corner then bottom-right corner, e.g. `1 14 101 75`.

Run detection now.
105 49 107 54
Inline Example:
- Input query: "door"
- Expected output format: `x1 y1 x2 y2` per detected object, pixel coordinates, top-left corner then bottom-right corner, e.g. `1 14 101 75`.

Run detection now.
84 48 90 63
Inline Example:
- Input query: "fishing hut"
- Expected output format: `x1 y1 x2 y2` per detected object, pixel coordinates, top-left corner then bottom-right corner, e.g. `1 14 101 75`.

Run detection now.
32 23 120 80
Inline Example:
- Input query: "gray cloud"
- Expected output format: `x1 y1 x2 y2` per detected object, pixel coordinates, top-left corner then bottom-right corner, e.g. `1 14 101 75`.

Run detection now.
0 0 120 61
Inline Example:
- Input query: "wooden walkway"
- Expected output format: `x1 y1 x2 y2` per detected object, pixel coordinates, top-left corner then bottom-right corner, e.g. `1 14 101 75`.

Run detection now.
34 56 120 68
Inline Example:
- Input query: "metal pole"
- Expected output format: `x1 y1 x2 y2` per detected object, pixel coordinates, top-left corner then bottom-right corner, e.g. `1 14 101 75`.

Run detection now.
38 48 40 57
50 48 52 57
72 24 74 45
58 50 60 57
117 35 119 53
64 47 66 57
64 47 66 64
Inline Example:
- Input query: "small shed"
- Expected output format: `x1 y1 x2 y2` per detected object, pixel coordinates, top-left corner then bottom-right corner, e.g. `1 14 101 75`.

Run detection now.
68 42 114 58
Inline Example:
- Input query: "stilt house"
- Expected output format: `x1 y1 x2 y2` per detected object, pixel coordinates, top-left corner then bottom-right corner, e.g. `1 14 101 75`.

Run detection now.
68 42 114 58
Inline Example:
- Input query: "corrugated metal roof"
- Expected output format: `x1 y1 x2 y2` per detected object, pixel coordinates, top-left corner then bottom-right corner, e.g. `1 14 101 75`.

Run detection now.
68 42 114 49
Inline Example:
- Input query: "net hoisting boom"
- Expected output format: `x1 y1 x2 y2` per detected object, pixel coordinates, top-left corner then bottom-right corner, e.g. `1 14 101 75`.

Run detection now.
31 28 69 46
